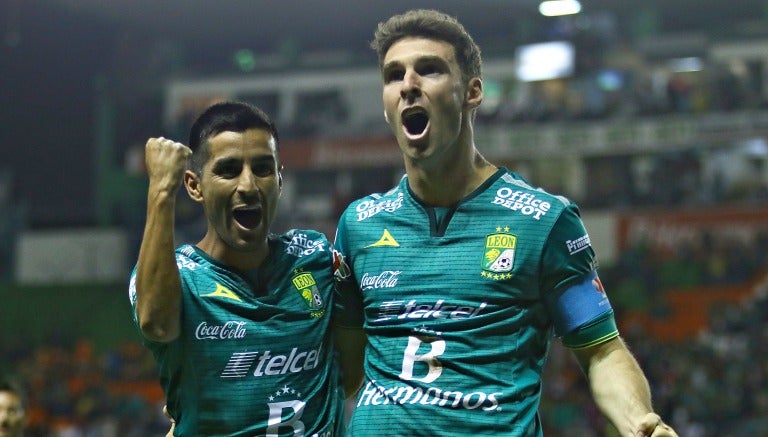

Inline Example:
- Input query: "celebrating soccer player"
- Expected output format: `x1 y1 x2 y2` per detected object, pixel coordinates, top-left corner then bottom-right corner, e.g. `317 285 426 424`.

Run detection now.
333 9 678 437
129 102 344 436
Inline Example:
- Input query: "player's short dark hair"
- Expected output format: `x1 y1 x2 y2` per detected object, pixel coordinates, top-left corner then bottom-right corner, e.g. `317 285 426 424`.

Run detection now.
370 9 482 82
187 101 279 174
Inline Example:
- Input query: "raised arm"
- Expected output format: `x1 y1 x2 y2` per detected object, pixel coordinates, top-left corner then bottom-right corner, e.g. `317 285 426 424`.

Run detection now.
134 137 191 343
572 336 678 437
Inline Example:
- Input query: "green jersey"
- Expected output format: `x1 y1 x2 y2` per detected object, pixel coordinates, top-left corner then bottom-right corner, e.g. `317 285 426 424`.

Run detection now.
129 230 344 437
334 169 617 436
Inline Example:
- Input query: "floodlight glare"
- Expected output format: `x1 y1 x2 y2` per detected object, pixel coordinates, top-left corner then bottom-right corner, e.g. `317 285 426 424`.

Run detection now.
539 0 582 17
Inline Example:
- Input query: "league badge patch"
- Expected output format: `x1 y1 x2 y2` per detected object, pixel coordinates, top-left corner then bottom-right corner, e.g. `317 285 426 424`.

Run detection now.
481 228 516 280
332 248 351 280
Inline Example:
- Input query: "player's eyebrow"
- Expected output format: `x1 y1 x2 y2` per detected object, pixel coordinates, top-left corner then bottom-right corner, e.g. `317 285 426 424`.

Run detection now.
383 54 448 70
211 156 239 169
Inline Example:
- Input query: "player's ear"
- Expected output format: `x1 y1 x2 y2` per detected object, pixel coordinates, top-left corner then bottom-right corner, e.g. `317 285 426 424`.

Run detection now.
278 165 284 196
464 77 483 110
384 110 390 125
184 170 203 202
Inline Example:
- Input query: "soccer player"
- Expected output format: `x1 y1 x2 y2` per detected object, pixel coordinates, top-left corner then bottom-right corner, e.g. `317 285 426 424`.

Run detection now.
129 101 344 436
0 379 26 437
333 9 678 436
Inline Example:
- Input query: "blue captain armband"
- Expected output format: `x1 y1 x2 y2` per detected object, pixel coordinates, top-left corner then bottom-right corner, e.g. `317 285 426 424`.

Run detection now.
550 270 619 348
561 310 619 349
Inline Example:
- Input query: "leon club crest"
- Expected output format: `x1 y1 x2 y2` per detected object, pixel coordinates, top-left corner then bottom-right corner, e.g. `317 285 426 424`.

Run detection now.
482 230 517 278
291 271 326 318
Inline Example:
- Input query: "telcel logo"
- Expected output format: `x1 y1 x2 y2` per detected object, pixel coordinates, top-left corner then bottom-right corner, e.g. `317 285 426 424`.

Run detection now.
398 300 486 320
221 345 324 379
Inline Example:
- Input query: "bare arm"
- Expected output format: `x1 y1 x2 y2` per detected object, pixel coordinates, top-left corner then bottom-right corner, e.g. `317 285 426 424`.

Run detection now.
163 404 176 437
572 336 678 437
135 137 192 343
333 324 366 398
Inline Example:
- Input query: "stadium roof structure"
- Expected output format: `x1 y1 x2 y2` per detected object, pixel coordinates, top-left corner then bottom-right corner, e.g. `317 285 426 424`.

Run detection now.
47 0 768 56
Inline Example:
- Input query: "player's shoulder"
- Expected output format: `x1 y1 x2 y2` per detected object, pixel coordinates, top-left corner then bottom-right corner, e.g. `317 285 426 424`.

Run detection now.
490 168 578 221
173 243 205 265
173 244 203 266
175 243 196 258
496 168 573 206
275 228 330 244
341 176 406 221
273 229 332 258
167 244 210 280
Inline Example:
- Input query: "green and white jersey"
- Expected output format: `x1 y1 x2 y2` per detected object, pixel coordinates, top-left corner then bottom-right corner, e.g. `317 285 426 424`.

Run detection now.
334 169 617 436
129 230 344 437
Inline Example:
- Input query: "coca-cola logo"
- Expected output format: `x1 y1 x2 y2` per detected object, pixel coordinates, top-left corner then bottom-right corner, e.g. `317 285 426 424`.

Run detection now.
360 271 401 290
195 321 248 340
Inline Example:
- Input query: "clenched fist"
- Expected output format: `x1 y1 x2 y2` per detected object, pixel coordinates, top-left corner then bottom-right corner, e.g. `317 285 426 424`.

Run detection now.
144 137 193 194
635 413 678 437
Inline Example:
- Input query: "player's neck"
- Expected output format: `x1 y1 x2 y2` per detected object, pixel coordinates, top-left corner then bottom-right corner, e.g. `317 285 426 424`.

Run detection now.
196 234 269 271
406 149 497 207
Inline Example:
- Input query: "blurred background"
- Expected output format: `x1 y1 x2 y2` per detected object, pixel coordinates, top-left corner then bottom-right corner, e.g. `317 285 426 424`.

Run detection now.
1 0 767 435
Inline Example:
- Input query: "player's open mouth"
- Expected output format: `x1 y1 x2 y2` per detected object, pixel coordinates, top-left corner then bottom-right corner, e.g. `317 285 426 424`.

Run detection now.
402 108 429 137
233 206 262 229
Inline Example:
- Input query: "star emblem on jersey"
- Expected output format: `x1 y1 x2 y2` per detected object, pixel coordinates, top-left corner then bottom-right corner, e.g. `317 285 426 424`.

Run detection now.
291 271 326 318
481 228 516 280
268 384 302 402
202 282 243 301
365 229 400 248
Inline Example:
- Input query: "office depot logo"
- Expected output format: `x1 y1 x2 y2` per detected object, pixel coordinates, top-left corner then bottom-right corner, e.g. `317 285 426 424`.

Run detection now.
491 188 551 220
356 192 404 221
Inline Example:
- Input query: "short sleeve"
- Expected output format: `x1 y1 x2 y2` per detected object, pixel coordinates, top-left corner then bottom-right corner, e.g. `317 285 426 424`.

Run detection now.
541 205 618 346
332 213 364 328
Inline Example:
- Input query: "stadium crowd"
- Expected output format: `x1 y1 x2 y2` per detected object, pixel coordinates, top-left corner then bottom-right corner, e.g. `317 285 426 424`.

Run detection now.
540 279 768 437
0 340 168 436
540 229 768 436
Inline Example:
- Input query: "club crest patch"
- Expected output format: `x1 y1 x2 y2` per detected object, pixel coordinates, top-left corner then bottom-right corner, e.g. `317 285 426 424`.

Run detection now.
292 271 326 318
481 230 516 280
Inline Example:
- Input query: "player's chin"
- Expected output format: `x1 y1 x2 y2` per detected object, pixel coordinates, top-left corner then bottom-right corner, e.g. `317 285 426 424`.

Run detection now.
236 228 269 249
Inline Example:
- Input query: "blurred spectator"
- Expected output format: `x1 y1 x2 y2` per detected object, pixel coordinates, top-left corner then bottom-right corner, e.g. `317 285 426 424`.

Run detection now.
2 339 167 437
0 379 26 437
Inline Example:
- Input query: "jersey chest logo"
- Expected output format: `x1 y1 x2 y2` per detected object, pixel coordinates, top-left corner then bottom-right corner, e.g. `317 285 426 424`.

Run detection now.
365 228 400 248
202 283 243 301
292 270 326 318
481 227 516 280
